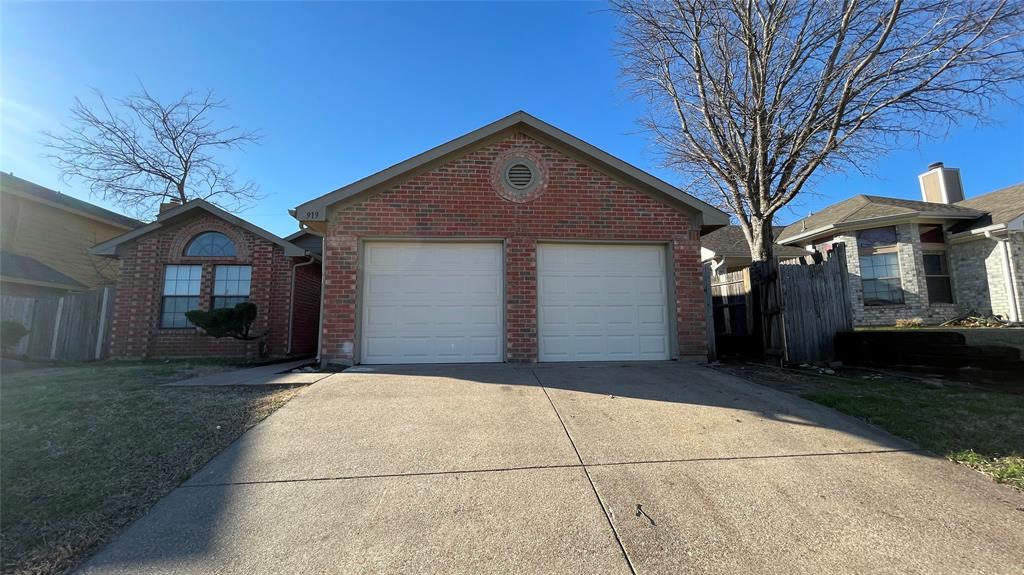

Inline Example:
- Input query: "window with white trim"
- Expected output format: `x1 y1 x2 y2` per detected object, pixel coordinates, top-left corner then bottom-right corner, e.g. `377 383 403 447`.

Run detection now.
185 232 236 257
162 265 202 328
212 265 252 309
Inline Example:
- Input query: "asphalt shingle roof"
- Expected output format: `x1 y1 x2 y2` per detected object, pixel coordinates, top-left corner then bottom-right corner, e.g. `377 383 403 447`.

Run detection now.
0 250 86 289
0 173 142 229
948 182 1024 234
701 225 811 258
776 194 985 243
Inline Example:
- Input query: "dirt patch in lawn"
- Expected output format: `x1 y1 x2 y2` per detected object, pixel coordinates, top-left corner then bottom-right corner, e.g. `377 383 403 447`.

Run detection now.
0 360 305 575
715 362 1024 491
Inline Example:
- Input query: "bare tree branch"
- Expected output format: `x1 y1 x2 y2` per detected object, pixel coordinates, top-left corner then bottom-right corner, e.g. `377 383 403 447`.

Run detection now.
614 0 1024 259
43 84 262 219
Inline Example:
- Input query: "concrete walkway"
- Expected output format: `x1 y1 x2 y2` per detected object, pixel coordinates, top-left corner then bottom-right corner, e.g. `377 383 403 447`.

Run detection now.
164 359 330 387
82 363 1024 574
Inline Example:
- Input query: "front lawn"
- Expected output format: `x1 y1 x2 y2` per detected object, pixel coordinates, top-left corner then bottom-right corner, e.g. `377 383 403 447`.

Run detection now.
0 360 304 575
717 363 1024 490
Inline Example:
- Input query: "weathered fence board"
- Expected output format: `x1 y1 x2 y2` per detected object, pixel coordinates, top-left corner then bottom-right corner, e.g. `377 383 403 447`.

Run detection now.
709 268 752 335
779 244 853 364
702 265 717 361
1 286 115 362
703 245 852 364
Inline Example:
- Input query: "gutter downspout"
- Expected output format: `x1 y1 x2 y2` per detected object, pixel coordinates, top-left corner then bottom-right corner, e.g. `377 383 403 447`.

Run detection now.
288 254 318 355
985 231 1021 323
315 240 326 366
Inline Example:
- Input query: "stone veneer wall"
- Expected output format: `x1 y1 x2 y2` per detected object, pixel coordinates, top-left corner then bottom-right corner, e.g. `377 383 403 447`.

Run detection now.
839 222 960 326
950 231 1024 321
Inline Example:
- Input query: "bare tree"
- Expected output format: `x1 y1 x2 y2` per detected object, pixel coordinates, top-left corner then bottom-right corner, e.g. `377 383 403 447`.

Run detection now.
614 0 1024 260
44 85 260 219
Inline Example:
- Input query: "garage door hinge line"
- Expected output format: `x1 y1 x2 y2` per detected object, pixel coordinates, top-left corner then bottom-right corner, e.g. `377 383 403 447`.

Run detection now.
531 369 638 575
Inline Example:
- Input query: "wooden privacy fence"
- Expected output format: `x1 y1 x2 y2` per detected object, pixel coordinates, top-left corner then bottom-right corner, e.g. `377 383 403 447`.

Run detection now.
706 244 853 364
1 286 115 362
776 246 853 364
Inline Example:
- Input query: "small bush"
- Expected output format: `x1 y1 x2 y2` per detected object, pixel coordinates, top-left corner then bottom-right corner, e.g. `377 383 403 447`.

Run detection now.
895 317 924 329
185 302 259 340
1 320 29 350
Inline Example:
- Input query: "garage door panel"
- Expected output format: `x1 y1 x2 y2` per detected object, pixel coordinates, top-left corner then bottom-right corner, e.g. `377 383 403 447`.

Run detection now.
470 305 500 327
540 275 569 296
361 242 503 364
638 305 667 326
605 276 634 295
469 336 501 358
538 244 670 362
637 275 666 295
539 335 570 360
605 305 636 327
540 305 570 327
364 305 399 328
639 335 668 357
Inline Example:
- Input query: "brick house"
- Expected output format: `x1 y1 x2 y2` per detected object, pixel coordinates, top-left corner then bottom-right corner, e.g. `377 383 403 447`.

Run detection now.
291 111 729 366
92 200 322 358
777 164 1023 326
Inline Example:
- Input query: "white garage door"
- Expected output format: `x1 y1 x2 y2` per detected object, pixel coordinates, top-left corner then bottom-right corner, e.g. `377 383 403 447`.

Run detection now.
361 242 503 364
538 243 670 361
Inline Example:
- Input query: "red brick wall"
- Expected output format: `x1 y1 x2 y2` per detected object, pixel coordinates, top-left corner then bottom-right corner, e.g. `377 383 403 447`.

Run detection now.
289 259 322 356
109 213 299 358
321 132 706 364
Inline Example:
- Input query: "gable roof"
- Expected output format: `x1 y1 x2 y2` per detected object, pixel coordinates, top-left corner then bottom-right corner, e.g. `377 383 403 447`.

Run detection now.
291 111 729 229
90 199 307 257
702 225 811 259
0 250 87 290
776 194 984 244
0 173 142 230
947 182 1024 234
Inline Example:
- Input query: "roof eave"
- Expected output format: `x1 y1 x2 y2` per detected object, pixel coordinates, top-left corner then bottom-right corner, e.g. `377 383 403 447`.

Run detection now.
292 111 729 227
90 200 307 257
778 210 985 245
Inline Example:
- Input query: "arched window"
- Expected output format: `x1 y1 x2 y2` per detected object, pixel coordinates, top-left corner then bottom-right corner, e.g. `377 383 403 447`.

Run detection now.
185 232 236 257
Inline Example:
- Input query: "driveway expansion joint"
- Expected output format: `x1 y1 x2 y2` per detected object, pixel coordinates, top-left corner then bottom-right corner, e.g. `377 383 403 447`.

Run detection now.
531 368 639 575
182 449 929 488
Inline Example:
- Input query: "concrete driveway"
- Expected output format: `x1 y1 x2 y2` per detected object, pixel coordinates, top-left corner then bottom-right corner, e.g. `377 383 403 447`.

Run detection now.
80 363 1024 574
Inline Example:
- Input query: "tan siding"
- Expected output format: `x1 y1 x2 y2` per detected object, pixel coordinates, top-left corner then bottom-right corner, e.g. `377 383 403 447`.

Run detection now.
3 194 127 288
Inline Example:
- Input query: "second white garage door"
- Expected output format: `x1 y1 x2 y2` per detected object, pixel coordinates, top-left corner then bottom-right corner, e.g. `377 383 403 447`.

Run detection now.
361 242 503 364
538 243 671 361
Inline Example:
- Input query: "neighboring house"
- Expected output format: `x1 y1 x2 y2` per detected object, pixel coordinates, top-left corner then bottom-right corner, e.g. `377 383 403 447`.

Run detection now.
700 225 811 274
0 173 141 297
777 163 1023 326
91 200 322 358
291 111 729 366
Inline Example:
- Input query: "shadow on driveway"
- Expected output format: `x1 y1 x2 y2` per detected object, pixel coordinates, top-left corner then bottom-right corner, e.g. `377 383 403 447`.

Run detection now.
78 362 1024 574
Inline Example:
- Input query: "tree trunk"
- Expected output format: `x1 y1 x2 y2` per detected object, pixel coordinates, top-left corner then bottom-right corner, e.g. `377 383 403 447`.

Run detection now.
749 217 776 262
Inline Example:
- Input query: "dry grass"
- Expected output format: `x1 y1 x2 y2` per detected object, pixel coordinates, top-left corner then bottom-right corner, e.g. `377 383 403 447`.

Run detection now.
0 360 303 575
717 363 1024 490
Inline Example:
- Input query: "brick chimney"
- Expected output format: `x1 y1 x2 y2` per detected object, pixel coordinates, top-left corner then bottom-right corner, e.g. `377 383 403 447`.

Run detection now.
918 162 964 204
159 198 182 215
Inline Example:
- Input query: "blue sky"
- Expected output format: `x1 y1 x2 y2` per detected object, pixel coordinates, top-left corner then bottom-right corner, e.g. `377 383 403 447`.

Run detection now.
3 2 1022 236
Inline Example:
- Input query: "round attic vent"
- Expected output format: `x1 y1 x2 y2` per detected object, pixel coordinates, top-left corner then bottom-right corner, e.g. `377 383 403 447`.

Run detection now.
505 163 534 189
492 150 546 203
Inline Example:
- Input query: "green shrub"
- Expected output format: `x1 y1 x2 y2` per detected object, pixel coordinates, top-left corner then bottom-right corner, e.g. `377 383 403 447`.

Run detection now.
185 302 259 340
